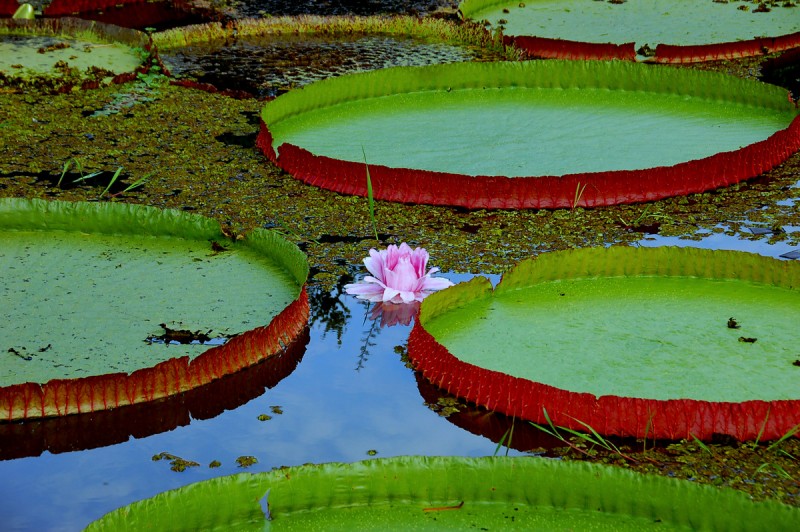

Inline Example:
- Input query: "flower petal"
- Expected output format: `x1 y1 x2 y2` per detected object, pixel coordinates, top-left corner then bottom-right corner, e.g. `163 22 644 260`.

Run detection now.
399 290 418 304
383 244 401 271
345 277 388 302
384 256 420 292
420 276 455 292
363 249 386 282
410 246 429 278
351 242 453 304
382 287 402 303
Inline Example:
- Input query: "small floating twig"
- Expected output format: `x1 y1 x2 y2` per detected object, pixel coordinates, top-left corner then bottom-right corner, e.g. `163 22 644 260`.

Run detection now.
423 501 464 512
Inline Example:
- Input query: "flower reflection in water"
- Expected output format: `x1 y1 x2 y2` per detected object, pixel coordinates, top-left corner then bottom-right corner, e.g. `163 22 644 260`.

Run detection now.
369 301 420 328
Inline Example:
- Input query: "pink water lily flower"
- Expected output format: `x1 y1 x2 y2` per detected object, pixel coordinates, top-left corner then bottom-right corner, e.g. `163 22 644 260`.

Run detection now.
345 243 454 304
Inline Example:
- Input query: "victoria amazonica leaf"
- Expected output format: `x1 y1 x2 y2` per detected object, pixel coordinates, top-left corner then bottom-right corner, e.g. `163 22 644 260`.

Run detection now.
86 456 800 531
408 247 800 441
259 60 800 209
459 0 800 61
0 18 148 91
0 199 309 420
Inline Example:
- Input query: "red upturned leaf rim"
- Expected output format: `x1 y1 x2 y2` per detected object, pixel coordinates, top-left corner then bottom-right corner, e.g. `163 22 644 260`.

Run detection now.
0 327 310 460
407 247 800 442
414 370 563 453
258 60 800 210
42 0 203 18
504 31 800 64
0 199 310 421
0 291 309 422
0 0 20 17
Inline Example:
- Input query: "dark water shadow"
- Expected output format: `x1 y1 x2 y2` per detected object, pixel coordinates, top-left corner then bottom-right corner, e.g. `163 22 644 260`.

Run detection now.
414 371 566 453
761 48 800 102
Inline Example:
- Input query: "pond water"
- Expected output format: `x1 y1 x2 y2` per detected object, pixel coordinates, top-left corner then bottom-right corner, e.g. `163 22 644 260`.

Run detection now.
0 227 797 530
160 33 492 98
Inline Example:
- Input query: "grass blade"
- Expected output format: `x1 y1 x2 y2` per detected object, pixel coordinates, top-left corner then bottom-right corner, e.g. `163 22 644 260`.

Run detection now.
493 428 510 457
767 422 800 452
72 170 103 184
57 159 73 188
117 172 152 196
753 408 771 448
566 416 621 453
689 434 714 456
100 167 123 197
572 182 587 210
362 146 379 243
529 421 560 440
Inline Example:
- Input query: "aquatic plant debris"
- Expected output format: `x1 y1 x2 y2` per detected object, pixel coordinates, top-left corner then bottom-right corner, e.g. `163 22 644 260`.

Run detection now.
345 243 453 303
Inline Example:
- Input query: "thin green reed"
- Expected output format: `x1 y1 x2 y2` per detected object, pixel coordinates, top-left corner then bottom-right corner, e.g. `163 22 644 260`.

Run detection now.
362 146 379 243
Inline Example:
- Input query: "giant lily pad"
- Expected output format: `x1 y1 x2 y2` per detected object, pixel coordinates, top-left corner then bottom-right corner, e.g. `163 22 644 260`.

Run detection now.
86 456 800 530
259 60 800 209
460 0 800 62
408 247 800 441
0 199 309 421
0 17 150 93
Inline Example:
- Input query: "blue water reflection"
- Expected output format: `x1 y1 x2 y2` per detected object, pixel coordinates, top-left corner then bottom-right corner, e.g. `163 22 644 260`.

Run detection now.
0 271 515 531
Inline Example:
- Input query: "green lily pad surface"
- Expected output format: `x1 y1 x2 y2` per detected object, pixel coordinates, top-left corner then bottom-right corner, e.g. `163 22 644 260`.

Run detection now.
460 0 800 61
0 18 147 92
0 199 309 419
408 247 800 440
0 35 141 75
260 60 800 208
86 456 800 530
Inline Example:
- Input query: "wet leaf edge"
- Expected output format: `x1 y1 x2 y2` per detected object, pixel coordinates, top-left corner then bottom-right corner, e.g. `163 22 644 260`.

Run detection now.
0 327 310 460
153 14 515 57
